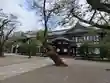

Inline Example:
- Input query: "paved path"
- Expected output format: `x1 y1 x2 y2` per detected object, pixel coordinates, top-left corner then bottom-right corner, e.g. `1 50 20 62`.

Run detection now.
0 53 30 66
0 53 50 67
1 59 110 83
0 56 53 80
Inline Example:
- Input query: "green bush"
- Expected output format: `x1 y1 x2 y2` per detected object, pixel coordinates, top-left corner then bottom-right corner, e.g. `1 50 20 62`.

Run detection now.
18 43 28 55
78 43 89 59
78 42 110 60
99 45 107 60
4 41 13 53
100 43 110 60
29 42 37 56
18 41 37 56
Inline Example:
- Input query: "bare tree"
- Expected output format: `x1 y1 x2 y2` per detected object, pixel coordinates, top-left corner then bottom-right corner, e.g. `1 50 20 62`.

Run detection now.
0 10 20 57
25 0 60 45
25 0 68 66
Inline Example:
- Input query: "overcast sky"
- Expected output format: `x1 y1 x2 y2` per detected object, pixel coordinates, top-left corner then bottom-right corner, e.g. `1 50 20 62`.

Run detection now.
0 0 86 32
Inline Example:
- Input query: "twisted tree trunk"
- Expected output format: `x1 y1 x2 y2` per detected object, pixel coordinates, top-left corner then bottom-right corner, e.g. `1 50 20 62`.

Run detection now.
46 45 68 67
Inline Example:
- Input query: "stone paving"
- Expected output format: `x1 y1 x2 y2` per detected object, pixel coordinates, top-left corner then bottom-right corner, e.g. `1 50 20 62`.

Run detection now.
0 53 49 67
0 54 110 83
0 58 110 83
0 54 53 80
0 58 53 80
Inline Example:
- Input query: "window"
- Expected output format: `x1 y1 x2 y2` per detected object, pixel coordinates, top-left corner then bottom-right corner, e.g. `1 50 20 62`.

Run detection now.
90 36 93 41
84 36 86 41
76 37 78 42
87 36 89 40
58 42 61 44
57 48 60 52
64 49 67 52
63 42 68 44
96 36 99 41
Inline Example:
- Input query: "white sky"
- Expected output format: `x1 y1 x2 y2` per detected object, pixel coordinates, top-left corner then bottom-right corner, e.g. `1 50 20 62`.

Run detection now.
0 0 86 32
0 0 43 32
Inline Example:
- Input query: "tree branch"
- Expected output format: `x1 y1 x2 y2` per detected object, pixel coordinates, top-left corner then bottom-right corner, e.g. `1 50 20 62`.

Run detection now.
0 19 10 29
99 12 108 24
1 27 15 47
72 13 110 30
89 10 96 23
0 19 10 45
86 0 110 13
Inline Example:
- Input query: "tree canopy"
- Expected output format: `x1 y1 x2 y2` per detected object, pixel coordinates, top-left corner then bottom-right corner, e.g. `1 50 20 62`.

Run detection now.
0 9 20 56
54 0 110 30
26 0 110 30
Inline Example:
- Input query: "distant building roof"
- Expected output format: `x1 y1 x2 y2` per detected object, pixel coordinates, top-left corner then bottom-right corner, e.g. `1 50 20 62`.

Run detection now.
51 37 70 42
48 22 90 37
48 29 68 36
66 22 89 33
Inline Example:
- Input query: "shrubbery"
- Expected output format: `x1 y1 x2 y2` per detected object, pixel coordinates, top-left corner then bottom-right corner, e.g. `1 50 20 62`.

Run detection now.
78 42 110 60
100 43 110 60
18 41 38 56
18 43 28 55
78 43 89 59
4 41 13 53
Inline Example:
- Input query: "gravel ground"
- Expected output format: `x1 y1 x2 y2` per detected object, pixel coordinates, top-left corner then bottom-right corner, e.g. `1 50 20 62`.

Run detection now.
1 59 110 83
0 54 46 67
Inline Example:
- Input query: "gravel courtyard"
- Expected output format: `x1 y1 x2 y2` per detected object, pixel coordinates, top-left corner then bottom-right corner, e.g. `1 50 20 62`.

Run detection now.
1 59 110 83
0 53 46 67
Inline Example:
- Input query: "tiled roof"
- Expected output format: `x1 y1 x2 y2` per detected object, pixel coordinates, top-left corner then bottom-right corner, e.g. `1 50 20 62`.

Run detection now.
48 22 89 36
48 29 68 36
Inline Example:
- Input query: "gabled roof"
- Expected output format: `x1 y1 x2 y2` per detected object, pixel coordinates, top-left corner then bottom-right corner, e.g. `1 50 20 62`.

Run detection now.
48 29 68 36
66 22 89 33
48 22 90 36
51 37 70 42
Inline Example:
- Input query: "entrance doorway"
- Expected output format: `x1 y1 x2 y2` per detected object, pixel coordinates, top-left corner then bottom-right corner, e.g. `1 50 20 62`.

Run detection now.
51 37 77 56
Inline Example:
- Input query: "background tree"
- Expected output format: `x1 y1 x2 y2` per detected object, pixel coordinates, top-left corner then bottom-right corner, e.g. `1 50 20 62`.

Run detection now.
53 0 110 30
0 9 20 57
25 0 60 46
36 30 45 45
86 0 110 13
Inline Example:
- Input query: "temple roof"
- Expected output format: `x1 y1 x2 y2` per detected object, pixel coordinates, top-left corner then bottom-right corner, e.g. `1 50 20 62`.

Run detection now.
66 22 88 33
50 37 77 46
48 22 90 36
48 29 68 36
51 37 70 42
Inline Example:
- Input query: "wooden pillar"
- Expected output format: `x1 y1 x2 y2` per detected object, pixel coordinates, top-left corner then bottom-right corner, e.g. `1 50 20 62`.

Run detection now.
15 45 19 54
11 45 14 53
74 47 77 57
84 36 85 41
76 37 78 42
